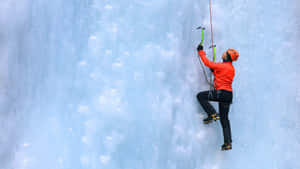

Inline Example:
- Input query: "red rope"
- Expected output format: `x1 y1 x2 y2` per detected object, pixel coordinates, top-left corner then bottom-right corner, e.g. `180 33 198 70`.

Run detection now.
209 0 214 56
209 0 215 92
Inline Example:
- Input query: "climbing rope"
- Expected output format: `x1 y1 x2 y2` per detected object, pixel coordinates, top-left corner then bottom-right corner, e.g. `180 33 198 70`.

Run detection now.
209 0 214 54
197 50 212 85
195 1 216 91
208 0 215 93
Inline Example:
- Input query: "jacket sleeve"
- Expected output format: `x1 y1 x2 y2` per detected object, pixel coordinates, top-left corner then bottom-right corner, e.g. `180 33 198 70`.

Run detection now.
198 50 223 70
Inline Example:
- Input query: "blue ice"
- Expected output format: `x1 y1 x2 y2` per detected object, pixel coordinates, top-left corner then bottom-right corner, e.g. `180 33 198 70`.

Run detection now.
0 0 299 169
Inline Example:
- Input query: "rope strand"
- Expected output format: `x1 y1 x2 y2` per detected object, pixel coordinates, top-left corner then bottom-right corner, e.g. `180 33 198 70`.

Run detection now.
196 51 213 86
209 0 215 93
209 0 214 54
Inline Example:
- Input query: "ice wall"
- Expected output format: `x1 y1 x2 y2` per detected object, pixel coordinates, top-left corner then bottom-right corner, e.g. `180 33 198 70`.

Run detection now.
0 0 299 169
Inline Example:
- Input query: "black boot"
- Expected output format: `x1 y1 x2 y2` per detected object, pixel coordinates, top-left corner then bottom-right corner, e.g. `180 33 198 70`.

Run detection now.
221 142 232 151
211 113 220 121
203 113 220 124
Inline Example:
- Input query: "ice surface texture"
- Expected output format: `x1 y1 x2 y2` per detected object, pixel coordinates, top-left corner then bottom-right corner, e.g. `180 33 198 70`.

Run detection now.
0 0 299 169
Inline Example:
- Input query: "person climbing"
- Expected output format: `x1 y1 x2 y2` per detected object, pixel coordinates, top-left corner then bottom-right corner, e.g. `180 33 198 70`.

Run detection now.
196 44 239 151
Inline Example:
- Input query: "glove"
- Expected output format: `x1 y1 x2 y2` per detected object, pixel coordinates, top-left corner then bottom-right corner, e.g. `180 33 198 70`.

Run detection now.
197 44 203 51
210 68 214 72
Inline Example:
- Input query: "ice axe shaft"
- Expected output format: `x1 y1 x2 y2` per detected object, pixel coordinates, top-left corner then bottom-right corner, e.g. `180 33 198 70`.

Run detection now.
196 26 205 46
210 45 217 62
196 26 216 61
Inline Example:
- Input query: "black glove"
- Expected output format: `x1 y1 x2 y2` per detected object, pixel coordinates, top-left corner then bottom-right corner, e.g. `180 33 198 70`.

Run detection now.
210 68 214 72
197 44 203 51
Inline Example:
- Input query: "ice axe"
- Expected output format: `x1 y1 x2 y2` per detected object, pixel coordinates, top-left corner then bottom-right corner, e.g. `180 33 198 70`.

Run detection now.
195 26 213 86
196 26 205 46
196 26 216 62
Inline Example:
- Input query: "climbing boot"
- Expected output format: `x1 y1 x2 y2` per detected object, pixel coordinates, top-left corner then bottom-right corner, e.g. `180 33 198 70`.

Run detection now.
203 116 213 124
221 143 232 151
211 113 220 121
203 113 219 124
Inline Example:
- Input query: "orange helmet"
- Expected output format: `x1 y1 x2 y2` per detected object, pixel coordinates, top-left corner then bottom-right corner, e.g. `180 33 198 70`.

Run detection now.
226 48 239 61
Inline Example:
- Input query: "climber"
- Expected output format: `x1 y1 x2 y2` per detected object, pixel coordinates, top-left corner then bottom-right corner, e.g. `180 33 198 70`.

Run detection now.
196 44 239 151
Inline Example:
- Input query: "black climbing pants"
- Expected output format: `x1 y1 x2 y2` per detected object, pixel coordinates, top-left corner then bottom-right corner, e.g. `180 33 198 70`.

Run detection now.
197 90 233 144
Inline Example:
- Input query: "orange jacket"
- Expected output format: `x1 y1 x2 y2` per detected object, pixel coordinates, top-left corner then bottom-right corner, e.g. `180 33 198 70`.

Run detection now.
198 50 235 92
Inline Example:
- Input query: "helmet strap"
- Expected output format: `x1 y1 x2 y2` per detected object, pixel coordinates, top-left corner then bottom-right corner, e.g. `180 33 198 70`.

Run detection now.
223 52 232 62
